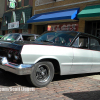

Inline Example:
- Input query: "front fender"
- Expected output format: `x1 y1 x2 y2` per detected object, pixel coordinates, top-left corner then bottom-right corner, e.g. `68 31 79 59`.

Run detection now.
34 56 59 64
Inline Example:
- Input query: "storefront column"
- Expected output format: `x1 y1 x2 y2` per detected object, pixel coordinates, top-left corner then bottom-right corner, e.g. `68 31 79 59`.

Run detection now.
5 30 8 34
78 19 85 33
31 24 37 34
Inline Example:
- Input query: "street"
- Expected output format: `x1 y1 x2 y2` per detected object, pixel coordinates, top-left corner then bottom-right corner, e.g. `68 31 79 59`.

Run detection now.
0 70 100 100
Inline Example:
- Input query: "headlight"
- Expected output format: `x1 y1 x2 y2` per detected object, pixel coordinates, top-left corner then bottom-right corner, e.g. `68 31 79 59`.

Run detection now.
8 50 13 58
14 51 20 60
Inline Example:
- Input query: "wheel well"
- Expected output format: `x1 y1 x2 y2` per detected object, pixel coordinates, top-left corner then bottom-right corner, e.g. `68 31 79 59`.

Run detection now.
37 59 60 74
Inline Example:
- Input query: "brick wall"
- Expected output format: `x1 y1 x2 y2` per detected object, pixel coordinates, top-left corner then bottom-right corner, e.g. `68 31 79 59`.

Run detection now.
34 0 100 14
29 0 33 6
21 0 24 7
21 0 33 7
35 0 54 6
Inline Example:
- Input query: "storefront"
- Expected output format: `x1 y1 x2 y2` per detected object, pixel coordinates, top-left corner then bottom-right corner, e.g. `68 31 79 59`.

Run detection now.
1 6 32 34
27 7 80 34
77 4 100 37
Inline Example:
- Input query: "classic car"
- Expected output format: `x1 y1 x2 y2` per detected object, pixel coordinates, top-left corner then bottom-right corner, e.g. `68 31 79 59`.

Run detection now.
0 31 100 87
0 33 39 41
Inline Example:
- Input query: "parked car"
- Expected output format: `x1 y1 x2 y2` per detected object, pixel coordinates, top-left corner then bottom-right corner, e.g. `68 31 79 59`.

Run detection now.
0 33 39 41
0 35 3 39
0 31 100 87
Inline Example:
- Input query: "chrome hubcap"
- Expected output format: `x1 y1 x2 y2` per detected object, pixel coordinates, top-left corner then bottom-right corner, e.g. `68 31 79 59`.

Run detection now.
36 64 50 82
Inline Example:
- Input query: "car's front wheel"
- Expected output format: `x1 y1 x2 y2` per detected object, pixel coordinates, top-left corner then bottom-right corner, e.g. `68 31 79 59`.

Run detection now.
27 61 54 87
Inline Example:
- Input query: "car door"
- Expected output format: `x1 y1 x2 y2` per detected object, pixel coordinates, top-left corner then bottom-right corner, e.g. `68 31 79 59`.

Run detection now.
70 35 93 74
89 37 100 72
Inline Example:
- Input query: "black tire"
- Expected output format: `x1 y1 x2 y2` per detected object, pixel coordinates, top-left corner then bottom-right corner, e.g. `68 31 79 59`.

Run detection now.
27 61 54 87
0 69 5 73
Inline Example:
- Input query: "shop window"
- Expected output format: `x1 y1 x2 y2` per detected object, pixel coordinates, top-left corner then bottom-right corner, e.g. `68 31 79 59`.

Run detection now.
11 16 14 22
3 17 7 26
3 21 6 26
18 0 21 7
85 21 100 37
24 0 29 6
10 11 16 23
20 12 25 24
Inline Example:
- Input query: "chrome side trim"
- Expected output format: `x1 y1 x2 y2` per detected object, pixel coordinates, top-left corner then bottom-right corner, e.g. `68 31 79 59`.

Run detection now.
0 56 34 75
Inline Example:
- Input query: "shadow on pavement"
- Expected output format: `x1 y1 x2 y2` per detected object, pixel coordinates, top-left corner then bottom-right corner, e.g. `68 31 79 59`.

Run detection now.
0 69 100 87
63 90 100 100
0 70 31 87
53 72 100 81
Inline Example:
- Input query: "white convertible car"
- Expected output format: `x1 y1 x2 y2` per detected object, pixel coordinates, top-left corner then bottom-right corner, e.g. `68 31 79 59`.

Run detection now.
0 31 100 87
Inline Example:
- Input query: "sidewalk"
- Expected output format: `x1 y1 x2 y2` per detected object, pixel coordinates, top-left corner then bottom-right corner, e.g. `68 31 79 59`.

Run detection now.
0 71 100 100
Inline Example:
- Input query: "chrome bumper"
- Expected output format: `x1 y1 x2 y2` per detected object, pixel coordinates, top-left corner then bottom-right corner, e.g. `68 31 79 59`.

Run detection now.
0 57 33 75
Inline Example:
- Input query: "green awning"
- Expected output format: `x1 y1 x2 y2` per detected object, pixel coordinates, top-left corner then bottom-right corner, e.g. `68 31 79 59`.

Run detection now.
77 5 100 18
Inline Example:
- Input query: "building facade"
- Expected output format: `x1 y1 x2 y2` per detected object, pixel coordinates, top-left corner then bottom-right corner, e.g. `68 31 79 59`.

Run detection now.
1 0 33 34
0 0 5 35
27 0 100 37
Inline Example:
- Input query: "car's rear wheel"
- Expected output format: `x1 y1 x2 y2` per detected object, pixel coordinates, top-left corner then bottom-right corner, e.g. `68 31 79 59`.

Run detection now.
27 61 54 87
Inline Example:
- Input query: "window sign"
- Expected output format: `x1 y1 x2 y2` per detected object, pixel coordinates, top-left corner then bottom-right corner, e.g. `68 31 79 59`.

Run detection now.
47 23 78 31
9 2 15 8
9 0 16 8
8 21 19 29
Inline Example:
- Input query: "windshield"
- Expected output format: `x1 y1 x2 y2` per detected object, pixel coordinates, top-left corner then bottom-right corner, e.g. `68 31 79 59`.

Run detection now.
36 31 78 46
1 34 20 41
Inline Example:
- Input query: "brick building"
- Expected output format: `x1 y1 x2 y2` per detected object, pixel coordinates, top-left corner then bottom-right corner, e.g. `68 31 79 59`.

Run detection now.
1 0 33 34
2 0 100 36
0 0 5 35
27 0 100 37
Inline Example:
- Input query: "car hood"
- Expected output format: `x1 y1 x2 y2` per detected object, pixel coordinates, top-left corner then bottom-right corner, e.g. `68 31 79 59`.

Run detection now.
13 40 67 47
0 40 23 50
0 40 68 50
